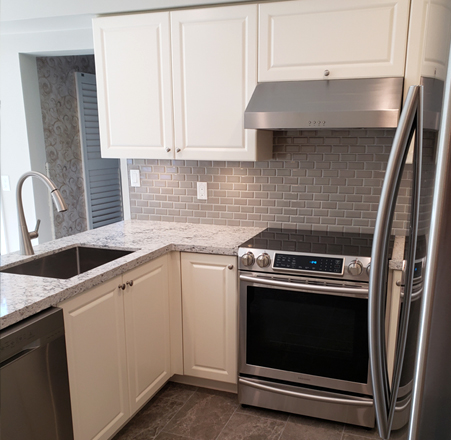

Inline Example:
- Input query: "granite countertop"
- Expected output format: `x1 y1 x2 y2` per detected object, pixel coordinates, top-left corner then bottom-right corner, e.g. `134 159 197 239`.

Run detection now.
0 220 264 330
390 236 405 270
0 220 407 330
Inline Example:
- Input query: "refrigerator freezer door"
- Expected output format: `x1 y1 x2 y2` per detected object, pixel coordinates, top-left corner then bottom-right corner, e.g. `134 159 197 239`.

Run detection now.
369 85 423 440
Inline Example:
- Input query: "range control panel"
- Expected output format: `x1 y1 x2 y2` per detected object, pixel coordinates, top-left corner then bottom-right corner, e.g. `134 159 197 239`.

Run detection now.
238 248 371 282
273 253 343 275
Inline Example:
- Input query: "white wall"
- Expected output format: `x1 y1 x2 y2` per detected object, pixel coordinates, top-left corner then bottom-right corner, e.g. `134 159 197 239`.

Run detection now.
1 0 250 22
0 0 253 254
0 24 94 253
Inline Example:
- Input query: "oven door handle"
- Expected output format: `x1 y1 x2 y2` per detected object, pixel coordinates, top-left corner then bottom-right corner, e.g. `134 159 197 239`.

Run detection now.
239 274 368 296
238 378 373 407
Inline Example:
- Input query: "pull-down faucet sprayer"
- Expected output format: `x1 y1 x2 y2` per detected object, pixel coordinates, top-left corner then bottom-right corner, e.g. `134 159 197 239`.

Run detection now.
16 171 68 255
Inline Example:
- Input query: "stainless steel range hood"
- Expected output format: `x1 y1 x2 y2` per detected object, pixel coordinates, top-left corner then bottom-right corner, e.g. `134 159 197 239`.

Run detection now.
244 77 404 130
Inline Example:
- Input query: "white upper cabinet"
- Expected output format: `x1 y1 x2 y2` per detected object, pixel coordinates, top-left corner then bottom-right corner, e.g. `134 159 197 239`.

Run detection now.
93 6 272 161
93 13 174 159
404 0 451 92
258 0 411 82
170 5 272 161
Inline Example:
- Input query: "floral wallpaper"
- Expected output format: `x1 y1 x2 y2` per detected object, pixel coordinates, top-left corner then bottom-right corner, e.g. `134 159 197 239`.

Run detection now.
36 56 96 239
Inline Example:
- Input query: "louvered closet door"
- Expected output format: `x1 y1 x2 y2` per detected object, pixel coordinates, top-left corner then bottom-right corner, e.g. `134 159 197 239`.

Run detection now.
75 72 124 229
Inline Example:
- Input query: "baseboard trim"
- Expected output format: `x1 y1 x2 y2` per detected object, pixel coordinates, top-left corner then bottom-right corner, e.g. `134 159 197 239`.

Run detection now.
170 374 237 394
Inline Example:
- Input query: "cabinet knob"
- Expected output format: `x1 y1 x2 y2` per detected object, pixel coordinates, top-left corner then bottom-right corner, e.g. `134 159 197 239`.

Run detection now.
324 69 330 77
126 280 134 287
228 264 234 270
118 283 126 290
166 148 171 153
176 148 181 153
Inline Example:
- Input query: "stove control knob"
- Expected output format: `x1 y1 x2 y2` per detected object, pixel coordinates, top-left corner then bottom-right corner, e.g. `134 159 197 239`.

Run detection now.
366 264 371 276
348 260 363 276
241 252 255 267
256 253 271 268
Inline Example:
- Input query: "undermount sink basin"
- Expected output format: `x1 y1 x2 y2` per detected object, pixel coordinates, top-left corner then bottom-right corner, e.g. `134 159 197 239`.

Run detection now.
0 246 135 280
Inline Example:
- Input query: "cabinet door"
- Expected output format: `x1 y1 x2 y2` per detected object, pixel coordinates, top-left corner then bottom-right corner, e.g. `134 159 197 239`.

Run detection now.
61 277 129 440
171 5 272 161
181 253 238 384
404 0 451 94
93 13 174 159
259 0 410 82
123 255 171 414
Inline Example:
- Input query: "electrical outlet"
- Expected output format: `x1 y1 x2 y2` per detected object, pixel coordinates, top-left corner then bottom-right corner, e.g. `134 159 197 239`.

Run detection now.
130 170 140 187
197 182 207 200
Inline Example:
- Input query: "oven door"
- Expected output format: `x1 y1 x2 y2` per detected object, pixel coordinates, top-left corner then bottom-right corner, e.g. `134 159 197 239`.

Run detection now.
239 271 373 397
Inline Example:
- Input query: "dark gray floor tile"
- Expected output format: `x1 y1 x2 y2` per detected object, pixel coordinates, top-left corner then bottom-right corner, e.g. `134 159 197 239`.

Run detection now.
217 412 286 440
280 415 344 440
113 382 198 440
280 421 343 440
343 434 378 440
236 404 290 422
344 423 408 440
154 382 198 402
343 424 380 439
288 413 344 432
152 431 192 440
162 388 239 440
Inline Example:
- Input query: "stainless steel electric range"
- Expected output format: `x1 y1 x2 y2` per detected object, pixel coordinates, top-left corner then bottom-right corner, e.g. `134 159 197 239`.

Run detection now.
237 228 386 428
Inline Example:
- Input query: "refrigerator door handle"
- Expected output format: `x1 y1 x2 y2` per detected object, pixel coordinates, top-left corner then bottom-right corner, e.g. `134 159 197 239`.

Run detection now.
369 85 423 440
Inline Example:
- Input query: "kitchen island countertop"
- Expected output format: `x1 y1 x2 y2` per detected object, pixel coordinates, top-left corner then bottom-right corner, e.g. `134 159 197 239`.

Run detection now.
0 220 264 330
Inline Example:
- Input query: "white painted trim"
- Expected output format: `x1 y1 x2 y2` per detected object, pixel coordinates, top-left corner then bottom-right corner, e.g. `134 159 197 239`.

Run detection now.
120 159 131 221
170 375 238 394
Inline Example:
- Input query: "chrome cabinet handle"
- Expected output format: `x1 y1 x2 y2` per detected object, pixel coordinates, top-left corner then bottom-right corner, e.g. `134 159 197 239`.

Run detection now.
324 69 330 77
118 283 126 290
228 264 234 270
238 378 373 407
126 280 134 287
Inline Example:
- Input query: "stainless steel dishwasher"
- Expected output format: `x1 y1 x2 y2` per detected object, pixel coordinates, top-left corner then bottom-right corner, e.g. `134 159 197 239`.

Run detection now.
0 307 74 440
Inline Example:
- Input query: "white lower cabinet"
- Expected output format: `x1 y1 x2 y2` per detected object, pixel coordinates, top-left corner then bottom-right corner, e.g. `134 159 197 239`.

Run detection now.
180 253 238 384
123 258 171 414
61 255 171 440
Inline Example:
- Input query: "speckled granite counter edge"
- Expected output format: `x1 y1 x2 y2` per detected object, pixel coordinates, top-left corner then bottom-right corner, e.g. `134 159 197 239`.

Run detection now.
389 236 406 270
0 221 408 329
0 221 264 329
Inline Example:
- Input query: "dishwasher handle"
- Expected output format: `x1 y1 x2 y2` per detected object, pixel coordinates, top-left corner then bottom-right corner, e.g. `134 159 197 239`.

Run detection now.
0 344 40 369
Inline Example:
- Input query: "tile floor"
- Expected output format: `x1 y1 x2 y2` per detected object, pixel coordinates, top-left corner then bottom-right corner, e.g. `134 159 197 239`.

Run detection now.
112 382 408 440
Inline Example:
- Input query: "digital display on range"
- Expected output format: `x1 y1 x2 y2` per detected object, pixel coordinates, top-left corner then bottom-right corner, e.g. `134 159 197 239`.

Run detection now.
273 253 344 274
414 262 422 278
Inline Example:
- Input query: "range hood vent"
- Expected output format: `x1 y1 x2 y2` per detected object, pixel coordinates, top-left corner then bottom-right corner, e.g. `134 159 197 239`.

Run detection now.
244 77 404 130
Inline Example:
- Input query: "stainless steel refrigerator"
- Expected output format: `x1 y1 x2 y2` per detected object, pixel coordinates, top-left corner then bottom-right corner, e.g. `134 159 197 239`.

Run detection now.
368 43 451 440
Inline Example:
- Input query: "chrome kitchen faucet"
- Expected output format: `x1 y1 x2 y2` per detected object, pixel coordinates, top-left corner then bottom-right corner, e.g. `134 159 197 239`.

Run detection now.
16 171 67 255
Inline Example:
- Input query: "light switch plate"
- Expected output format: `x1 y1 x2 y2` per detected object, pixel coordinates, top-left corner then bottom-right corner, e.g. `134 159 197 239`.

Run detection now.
197 182 207 200
130 170 140 187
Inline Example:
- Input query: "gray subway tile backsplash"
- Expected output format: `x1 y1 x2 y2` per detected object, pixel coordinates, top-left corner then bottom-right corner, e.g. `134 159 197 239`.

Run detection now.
128 129 436 235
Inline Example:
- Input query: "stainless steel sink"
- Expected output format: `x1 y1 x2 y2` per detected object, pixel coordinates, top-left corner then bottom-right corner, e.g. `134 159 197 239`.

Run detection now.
0 246 134 279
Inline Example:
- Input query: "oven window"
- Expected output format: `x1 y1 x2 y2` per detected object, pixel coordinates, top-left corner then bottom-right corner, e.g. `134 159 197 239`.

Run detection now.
246 286 369 383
